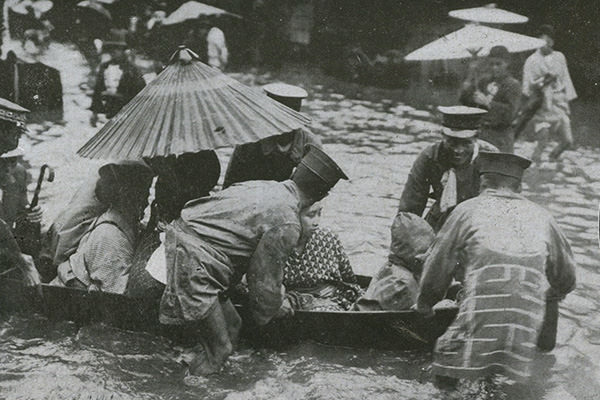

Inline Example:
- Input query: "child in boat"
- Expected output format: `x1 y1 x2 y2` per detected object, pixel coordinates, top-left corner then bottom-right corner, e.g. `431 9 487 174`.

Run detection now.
282 202 362 311
354 212 434 311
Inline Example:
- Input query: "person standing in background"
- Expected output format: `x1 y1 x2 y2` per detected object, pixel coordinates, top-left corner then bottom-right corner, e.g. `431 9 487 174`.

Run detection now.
90 29 146 126
207 26 229 70
460 46 521 153
522 25 577 162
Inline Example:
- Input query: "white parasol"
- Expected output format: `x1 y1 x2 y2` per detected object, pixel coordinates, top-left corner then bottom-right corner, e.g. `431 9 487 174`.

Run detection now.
449 4 529 25
162 1 241 26
404 24 545 61
10 0 53 18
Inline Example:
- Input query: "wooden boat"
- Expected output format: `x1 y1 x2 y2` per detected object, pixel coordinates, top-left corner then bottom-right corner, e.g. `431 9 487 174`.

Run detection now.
0 273 458 350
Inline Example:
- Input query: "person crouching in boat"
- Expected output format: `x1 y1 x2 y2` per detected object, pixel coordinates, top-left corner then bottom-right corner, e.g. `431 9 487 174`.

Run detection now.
397 106 498 232
222 83 322 188
156 145 348 375
354 212 434 311
51 161 154 293
281 201 361 311
416 152 576 386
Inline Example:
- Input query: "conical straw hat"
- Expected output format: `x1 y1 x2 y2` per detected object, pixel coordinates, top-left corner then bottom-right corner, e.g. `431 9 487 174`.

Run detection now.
78 47 311 160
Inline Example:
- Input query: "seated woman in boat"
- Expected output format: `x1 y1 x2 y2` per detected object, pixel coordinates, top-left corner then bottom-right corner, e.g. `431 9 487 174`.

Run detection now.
282 202 362 311
354 212 434 311
39 165 116 281
51 161 154 293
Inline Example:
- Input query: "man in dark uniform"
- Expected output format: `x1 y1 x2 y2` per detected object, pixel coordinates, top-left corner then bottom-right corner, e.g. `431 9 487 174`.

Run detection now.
397 106 497 232
0 98 41 286
460 46 521 152
222 83 322 188
90 29 146 126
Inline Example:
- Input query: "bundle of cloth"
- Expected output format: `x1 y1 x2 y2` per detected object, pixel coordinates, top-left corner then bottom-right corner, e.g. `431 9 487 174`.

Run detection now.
354 212 434 311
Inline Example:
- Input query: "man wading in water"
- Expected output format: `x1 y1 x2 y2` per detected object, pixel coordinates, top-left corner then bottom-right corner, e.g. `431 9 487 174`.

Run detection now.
154 145 348 375
416 152 577 386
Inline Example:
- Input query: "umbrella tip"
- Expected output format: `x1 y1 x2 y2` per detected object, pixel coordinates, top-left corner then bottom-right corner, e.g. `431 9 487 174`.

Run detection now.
168 46 199 65
484 3 497 8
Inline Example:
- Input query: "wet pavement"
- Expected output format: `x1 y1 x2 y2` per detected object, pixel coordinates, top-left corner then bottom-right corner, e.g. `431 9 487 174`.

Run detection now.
0 38 599 399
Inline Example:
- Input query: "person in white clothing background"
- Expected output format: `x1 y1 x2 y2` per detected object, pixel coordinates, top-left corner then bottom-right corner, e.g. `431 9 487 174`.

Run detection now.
522 25 577 162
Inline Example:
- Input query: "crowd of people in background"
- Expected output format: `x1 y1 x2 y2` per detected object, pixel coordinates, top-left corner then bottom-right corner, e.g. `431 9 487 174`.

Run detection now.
0 7 582 393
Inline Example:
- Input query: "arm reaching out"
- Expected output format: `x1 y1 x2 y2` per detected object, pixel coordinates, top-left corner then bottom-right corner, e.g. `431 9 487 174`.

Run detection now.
247 223 301 325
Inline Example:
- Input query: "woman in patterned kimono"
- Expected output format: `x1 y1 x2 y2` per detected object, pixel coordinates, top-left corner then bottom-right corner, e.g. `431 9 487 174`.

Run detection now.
282 202 361 311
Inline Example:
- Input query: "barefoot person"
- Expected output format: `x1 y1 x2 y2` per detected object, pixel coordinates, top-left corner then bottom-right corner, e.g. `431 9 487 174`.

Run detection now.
523 25 577 162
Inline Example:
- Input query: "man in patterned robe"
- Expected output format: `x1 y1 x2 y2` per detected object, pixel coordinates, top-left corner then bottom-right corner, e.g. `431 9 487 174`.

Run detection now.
416 152 576 382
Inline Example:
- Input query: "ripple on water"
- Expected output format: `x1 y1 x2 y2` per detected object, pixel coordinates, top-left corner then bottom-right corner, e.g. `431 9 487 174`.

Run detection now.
2 37 600 400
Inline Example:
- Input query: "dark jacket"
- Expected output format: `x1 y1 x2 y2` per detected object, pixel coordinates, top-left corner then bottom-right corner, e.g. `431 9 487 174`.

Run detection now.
223 129 321 188
461 74 521 152
397 142 483 232
90 59 146 118
0 164 29 229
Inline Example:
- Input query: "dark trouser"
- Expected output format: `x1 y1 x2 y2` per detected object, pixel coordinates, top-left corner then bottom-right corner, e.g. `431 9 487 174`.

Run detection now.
479 127 515 153
0 218 26 274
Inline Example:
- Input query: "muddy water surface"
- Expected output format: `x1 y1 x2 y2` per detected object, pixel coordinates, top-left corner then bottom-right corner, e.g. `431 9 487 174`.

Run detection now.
0 40 599 400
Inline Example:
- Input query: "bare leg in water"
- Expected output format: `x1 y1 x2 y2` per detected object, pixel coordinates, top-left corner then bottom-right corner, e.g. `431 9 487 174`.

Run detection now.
549 117 574 160
532 127 550 163
189 298 242 375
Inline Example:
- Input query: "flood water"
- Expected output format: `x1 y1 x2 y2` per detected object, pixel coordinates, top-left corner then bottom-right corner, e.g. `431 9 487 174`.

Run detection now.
0 37 599 400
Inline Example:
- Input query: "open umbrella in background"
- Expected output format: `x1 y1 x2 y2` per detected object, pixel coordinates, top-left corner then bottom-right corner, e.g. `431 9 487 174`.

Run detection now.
404 24 545 61
77 47 311 160
449 4 529 25
10 0 54 19
76 0 112 21
162 1 241 26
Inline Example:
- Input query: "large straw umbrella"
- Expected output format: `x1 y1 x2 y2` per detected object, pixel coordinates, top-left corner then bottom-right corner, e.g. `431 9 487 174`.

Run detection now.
77 47 311 160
